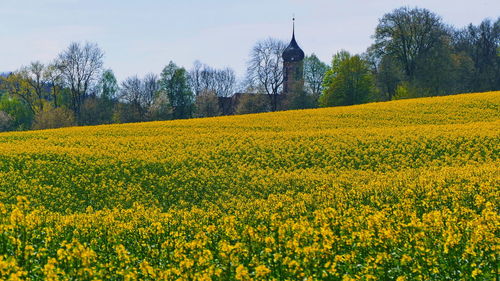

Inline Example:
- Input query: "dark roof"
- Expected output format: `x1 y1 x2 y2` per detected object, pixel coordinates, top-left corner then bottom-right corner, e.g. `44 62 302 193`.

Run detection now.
282 27 304 62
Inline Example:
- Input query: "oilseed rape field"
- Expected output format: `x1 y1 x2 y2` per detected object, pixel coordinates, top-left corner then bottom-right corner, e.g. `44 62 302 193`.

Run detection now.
0 92 498 280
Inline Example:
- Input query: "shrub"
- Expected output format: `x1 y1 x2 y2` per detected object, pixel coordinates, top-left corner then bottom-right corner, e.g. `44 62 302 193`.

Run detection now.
194 91 221 118
32 106 76 130
235 93 269 114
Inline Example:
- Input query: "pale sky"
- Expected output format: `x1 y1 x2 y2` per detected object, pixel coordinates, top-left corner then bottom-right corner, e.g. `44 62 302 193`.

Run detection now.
1 0 498 82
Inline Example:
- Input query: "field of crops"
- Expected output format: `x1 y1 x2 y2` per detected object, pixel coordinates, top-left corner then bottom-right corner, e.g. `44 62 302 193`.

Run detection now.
0 91 498 280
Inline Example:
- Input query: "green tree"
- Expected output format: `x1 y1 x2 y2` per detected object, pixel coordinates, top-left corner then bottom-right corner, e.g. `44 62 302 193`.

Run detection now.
373 7 446 80
79 97 115 125
0 95 34 130
79 69 118 125
304 54 328 98
159 61 194 119
320 51 374 107
373 54 404 101
99 69 119 100
2 72 42 114
453 18 500 91
413 36 462 96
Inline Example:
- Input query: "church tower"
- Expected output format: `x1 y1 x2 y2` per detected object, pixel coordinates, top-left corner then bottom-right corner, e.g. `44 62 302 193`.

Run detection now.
282 18 305 96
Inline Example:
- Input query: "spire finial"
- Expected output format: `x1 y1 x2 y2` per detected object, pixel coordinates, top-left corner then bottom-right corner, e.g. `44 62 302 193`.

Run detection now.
292 15 295 39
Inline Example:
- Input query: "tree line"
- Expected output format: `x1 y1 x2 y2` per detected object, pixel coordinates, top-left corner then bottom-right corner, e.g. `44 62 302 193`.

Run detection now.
0 7 498 132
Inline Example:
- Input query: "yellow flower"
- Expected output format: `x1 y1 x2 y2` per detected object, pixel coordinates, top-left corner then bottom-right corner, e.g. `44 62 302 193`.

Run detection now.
471 268 481 278
400 254 412 265
235 265 250 280
255 265 271 278
0 91 498 279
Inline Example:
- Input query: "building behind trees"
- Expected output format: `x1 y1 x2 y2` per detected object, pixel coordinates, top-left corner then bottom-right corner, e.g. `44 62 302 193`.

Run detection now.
0 8 498 132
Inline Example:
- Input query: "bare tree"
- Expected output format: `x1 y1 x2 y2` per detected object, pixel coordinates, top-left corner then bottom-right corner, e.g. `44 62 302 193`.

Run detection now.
58 42 104 115
142 73 160 109
120 76 143 114
43 61 64 107
246 38 286 111
189 62 236 98
199 66 217 95
20 62 47 110
189 60 204 96
23 62 46 97
213 67 236 97
119 74 161 120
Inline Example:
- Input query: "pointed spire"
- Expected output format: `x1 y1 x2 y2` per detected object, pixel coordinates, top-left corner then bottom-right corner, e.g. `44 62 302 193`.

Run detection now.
282 15 304 62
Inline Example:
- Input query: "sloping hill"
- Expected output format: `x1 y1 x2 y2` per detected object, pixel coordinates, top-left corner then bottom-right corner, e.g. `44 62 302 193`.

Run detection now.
0 91 498 279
